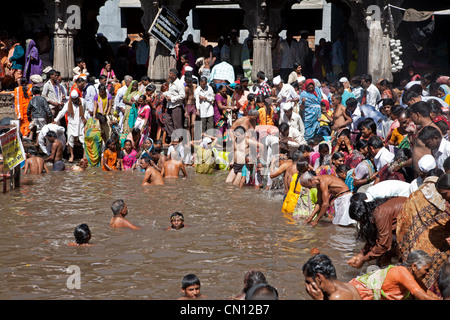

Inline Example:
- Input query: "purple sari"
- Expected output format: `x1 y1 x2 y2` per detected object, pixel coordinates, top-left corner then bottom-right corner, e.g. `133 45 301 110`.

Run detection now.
24 39 42 83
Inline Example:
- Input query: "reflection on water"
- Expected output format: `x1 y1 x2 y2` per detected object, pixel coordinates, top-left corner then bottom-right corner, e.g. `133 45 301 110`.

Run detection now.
0 167 365 300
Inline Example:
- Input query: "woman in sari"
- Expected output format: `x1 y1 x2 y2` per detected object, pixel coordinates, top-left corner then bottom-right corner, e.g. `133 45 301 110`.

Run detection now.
83 113 104 167
122 80 140 135
299 79 322 141
23 39 42 83
100 61 118 93
118 139 138 170
214 84 233 142
347 195 407 269
396 172 450 294
93 84 113 116
133 95 151 148
349 250 440 300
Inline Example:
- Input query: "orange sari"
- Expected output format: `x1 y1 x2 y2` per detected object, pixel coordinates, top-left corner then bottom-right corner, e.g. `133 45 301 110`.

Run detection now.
14 84 32 137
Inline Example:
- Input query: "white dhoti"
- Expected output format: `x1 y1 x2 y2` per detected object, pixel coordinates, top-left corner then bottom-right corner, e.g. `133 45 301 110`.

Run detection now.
332 192 356 226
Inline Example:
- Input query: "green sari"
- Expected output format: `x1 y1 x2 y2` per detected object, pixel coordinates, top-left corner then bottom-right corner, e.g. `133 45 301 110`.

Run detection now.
84 117 102 167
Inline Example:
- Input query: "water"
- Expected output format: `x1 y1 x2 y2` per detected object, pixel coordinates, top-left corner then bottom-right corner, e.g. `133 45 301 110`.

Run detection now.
0 167 364 300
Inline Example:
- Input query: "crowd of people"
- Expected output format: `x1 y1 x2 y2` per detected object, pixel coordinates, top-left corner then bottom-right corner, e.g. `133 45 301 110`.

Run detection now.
2 28 450 301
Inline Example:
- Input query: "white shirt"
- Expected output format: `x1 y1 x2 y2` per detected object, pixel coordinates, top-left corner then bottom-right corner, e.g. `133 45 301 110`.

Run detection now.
373 147 395 171
366 180 411 201
282 112 305 138
433 138 450 171
38 123 66 156
287 127 306 151
164 78 185 109
195 84 215 118
365 84 381 109
277 83 299 124
55 98 86 138
83 84 97 113
114 85 128 112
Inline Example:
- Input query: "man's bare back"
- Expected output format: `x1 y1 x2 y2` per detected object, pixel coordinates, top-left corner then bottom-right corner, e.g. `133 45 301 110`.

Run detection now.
318 174 349 196
162 159 187 178
24 156 48 175
110 216 139 229
142 166 165 186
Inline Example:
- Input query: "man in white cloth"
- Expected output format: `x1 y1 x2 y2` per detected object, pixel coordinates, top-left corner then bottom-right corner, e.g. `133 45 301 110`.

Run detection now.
38 123 66 156
273 75 299 125
53 90 86 162
364 180 411 201
409 154 437 193
301 171 356 227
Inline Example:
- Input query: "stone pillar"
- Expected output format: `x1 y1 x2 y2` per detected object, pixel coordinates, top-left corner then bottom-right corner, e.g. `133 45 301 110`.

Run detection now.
147 35 177 84
53 0 75 82
366 16 393 82
251 26 273 81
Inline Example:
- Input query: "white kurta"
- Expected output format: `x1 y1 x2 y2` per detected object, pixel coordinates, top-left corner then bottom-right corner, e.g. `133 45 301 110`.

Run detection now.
55 98 86 147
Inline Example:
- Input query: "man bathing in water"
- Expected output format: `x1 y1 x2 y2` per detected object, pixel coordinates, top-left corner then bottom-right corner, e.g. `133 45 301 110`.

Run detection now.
161 151 187 179
140 156 165 186
110 199 140 229
300 172 356 227
23 147 49 175
44 130 65 171
226 126 262 186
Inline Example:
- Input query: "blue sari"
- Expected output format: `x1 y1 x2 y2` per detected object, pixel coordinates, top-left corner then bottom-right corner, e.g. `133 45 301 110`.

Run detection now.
300 82 322 141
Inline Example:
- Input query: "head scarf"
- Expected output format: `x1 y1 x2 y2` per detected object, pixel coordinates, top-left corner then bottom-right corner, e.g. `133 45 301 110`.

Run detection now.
302 79 317 96
124 80 139 101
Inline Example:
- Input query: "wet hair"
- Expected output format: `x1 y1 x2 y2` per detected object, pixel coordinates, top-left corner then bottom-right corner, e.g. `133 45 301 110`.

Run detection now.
73 224 91 245
302 254 337 280
181 274 200 290
436 173 450 190
291 150 302 162
348 196 393 247
141 156 151 163
243 270 267 293
95 113 107 124
46 130 57 138
27 146 37 155
417 125 442 143
170 212 184 221
245 283 278 300
111 199 125 216
426 168 444 178
296 160 310 174
402 250 432 270
438 263 450 299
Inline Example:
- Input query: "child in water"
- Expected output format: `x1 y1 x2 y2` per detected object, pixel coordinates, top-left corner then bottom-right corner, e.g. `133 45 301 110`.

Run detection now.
68 224 92 246
178 274 206 300
166 212 186 231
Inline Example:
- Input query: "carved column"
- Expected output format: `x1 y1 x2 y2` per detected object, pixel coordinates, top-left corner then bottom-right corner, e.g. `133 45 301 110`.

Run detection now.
52 0 76 82
251 26 273 81
147 35 176 84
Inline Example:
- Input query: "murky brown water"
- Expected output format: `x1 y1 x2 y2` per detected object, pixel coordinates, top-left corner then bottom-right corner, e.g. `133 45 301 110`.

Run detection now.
0 167 364 299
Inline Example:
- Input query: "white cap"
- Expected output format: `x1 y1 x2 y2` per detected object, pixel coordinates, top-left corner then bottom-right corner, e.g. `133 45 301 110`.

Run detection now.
200 137 213 148
184 66 193 72
282 103 293 111
418 154 436 173
298 76 306 83
273 76 282 86
339 77 349 83
70 90 79 99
